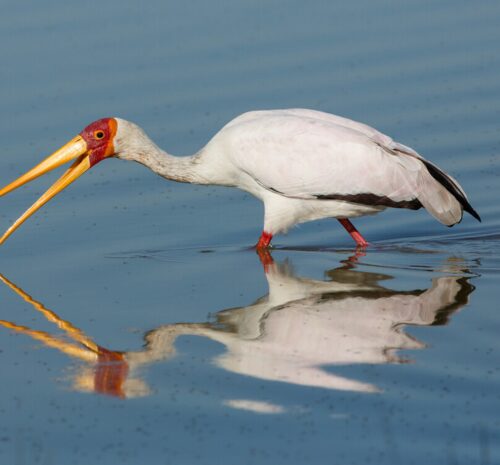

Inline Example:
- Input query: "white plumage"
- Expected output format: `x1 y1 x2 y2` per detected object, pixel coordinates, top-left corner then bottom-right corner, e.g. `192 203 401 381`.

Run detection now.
116 108 479 245
0 108 480 247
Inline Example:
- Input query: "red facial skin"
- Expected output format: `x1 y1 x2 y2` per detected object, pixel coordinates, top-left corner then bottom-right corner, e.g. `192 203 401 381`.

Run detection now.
79 118 118 167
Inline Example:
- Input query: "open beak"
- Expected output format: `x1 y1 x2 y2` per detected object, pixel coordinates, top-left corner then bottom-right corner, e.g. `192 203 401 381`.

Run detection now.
0 136 90 245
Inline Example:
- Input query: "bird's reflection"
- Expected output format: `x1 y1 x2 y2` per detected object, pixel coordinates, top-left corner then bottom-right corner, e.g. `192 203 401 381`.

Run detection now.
0 252 474 398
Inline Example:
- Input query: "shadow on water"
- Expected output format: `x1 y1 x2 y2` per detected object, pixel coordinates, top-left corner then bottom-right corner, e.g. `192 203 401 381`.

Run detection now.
0 248 475 399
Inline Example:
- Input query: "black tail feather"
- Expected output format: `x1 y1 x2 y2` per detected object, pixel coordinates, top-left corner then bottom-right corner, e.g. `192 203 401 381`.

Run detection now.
422 160 481 223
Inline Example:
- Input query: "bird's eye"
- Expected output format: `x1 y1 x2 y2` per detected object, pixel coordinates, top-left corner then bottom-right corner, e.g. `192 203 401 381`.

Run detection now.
94 130 105 140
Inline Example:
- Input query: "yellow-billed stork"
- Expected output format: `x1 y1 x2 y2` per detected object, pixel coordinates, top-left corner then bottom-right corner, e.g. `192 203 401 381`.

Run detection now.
0 109 480 248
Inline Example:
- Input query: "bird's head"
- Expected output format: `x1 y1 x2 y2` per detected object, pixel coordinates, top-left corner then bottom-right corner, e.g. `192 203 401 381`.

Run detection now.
80 117 119 166
0 117 139 244
79 117 154 165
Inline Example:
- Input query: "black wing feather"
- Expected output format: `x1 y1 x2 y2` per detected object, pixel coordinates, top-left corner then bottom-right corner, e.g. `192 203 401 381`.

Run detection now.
421 160 481 222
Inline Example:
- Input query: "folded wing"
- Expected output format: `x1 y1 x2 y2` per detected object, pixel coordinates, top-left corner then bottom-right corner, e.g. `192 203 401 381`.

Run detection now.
222 109 479 225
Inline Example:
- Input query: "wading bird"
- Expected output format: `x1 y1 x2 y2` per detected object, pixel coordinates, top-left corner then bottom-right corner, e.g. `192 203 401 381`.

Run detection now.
0 109 480 247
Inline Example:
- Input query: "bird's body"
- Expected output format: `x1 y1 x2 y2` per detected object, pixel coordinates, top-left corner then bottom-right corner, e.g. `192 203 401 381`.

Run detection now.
0 108 480 247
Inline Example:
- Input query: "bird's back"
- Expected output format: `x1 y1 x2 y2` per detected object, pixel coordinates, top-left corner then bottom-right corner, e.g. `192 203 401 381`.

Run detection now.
208 109 478 226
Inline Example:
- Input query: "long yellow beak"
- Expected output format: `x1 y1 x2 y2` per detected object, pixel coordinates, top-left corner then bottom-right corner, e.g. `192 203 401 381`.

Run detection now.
0 136 90 245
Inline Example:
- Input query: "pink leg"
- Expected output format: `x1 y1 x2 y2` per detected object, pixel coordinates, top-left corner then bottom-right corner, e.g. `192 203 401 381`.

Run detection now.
255 231 274 271
337 218 369 247
255 231 273 249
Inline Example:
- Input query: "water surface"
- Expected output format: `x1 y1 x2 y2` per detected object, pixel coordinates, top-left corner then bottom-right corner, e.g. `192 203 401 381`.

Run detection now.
0 1 499 464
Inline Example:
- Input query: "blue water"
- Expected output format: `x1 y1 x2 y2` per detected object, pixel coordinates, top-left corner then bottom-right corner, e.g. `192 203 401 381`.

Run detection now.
1 1 499 464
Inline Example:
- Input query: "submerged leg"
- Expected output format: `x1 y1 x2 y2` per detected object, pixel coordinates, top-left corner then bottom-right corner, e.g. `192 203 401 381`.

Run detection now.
256 247 274 271
337 218 369 247
255 231 274 271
